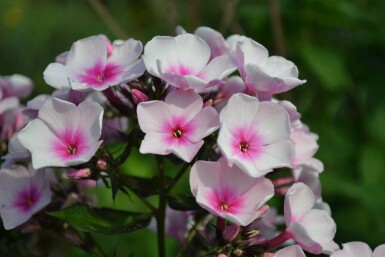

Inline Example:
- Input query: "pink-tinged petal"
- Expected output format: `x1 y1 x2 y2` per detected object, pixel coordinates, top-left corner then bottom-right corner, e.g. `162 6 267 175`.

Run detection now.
195 26 228 58
137 101 172 133
66 36 107 71
254 101 291 145
287 222 323 254
7 74 33 98
322 241 340 255
292 166 322 198
300 209 336 245
234 37 269 66
253 140 294 173
139 133 171 155
43 63 74 89
374 244 385 257
191 158 274 226
0 97 19 115
161 72 190 90
17 120 66 169
183 75 212 92
331 242 372 257
190 160 221 197
198 54 236 81
164 90 203 121
244 64 286 94
188 106 220 141
107 39 143 67
174 34 211 73
284 183 315 226
274 245 306 257
170 140 203 163
118 59 146 83
275 99 301 125
76 101 104 142
143 36 179 76
291 129 319 166
38 98 78 133
0 166 51 230
220 93 260 130
264 56 306 87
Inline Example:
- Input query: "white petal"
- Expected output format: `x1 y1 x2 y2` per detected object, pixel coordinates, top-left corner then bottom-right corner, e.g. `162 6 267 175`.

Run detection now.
198 54 236 81
374 244 385 257
43 63 74 89
253 140 294 172
165 90 203 121
300 209 336 244
17 120 65 169
254 101 291 145
66 36 107 71
37 98 78 133
108 39 143 67
284 183 315 225
220 93 260 130
137 101 172 133
195 26 228 58
188 106 220 141
288 222 323 254
175 34 211 73
274 245 306 257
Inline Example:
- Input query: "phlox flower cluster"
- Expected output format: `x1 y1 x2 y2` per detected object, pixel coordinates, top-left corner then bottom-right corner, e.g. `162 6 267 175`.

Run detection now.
0 27 383 257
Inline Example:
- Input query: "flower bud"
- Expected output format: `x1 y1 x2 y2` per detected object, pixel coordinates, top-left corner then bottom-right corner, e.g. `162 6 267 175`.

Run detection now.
131 89 148 104
67 168 91 179
222 223 240 242
233 249 243 256
96 160 107 170
217 254 227 257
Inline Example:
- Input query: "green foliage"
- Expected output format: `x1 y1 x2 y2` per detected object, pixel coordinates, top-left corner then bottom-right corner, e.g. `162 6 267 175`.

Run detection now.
49 204 151 234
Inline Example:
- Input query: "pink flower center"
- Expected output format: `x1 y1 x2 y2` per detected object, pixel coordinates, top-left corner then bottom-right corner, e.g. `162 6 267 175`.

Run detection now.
78 60 123 88
14 186 39 213
52 129 87 161
231 127 263 160
165 64 195 76
220 203 229 211
172 128 183 138
239 141 249 152
67 144 77 155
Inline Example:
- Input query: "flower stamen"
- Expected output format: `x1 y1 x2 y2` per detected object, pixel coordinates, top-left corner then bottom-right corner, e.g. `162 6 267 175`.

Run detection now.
67 145 77 155
239 142 249 152
172 129 183 138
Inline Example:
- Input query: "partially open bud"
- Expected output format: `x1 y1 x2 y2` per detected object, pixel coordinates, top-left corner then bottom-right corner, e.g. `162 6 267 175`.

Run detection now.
222 223 240 242
131 89 148 104
217 254 228 257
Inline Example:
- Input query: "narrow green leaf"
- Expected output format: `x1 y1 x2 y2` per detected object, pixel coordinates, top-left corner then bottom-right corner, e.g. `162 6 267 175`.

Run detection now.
48 204 151 234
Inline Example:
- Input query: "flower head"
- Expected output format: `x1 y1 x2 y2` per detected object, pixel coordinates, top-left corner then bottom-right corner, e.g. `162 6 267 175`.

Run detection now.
44 36 145 91
137 90 220 162
218 93 294 177
190 157 274 226
0 165 51 230
143 34 236 92
18 98 103 169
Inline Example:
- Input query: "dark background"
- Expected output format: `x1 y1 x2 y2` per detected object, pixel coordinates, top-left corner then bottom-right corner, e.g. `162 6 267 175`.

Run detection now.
1 0 385 256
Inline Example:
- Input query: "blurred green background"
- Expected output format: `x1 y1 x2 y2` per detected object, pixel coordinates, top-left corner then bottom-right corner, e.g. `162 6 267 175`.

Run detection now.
1 0 385 255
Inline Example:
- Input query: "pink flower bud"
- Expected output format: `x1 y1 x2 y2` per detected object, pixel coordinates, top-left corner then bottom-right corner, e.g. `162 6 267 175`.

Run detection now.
218 254 228 257
96 160 107 170
131 89 148 104
67 168 91 179
222 223 240 242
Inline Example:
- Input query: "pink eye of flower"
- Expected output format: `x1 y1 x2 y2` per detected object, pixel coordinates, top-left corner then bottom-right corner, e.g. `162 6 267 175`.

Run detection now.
96 74 105 82
67 145 77 155
239 141 249 152
172 128 183 138
220 203 229 211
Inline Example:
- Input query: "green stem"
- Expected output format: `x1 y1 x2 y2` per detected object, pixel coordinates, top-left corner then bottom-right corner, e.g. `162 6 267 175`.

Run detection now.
156 156 167 257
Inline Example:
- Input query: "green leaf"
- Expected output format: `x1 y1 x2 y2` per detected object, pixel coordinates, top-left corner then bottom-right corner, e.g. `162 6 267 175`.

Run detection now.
48 204 151 234
168 194 202 211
